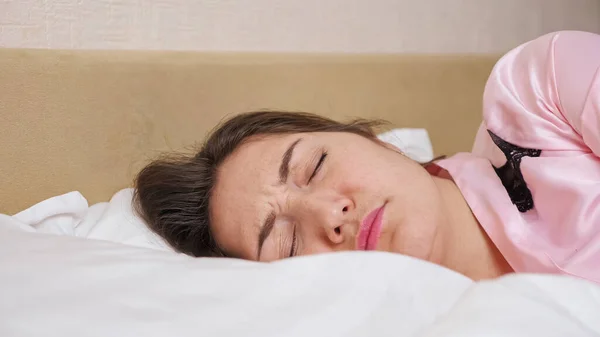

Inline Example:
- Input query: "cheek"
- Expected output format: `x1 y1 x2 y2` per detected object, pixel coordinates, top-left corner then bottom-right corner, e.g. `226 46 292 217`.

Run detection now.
328 158 377 193
334 148 410 191
385 173 444 261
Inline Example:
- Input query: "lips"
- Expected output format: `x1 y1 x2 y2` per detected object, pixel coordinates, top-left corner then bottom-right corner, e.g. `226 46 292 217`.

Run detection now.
357 205 385 250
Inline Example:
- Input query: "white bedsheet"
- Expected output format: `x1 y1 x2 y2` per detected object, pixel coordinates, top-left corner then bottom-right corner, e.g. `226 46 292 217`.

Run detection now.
1 209 600 336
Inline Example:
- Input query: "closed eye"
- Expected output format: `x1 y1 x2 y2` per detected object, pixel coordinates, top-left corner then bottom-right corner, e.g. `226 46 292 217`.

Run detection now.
288 226 298 257
307 151 327 184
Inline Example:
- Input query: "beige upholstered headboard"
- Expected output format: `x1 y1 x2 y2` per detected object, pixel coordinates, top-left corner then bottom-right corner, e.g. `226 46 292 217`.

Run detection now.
0 49 498 214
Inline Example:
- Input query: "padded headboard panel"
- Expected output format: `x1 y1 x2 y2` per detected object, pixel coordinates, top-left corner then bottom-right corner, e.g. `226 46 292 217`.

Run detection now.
0 49 498 213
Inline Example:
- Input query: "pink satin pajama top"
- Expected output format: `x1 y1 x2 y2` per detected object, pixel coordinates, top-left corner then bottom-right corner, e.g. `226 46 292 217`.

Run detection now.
437 31 600 283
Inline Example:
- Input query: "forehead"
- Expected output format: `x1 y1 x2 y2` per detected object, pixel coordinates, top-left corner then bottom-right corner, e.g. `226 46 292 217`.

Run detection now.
229 133 298 168
209 133 302 257
221 132 305 188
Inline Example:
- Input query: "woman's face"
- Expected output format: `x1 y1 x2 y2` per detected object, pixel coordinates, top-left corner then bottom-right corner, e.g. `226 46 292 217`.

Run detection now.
210 132 449 262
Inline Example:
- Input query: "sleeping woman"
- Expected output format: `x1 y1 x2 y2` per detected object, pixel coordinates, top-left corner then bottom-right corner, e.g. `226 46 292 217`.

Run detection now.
133 31 600 283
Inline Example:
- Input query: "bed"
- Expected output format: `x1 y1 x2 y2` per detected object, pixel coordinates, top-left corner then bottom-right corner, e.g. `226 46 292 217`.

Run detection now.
1 49 599 337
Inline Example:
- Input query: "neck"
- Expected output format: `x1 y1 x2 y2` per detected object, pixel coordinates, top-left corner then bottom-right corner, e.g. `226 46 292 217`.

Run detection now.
430 176 513 281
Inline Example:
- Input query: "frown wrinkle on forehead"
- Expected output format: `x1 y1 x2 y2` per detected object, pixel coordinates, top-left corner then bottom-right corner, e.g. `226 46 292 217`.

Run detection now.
211 133 302 259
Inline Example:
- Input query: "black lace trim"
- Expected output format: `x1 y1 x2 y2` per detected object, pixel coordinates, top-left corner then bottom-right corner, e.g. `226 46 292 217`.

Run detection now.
488 130 541 213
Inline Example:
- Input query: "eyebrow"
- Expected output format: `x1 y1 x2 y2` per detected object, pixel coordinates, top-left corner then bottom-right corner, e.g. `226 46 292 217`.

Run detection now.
256 138 302 260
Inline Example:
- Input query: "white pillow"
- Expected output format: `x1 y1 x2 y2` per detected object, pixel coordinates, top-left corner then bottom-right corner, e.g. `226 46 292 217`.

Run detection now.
13 189 172 251
0 214 468 337
2 214 600 337
377 128 434 163
13 190 88 235
78 188 172 251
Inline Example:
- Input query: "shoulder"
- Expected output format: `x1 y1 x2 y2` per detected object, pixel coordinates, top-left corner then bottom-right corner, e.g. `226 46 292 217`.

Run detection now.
480 31 600 152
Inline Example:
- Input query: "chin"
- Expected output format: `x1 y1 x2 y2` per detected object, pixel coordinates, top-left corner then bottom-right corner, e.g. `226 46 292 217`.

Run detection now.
388 233 436 262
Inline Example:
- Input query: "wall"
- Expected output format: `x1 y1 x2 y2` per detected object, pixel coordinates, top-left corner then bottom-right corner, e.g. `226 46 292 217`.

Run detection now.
1 0 599 53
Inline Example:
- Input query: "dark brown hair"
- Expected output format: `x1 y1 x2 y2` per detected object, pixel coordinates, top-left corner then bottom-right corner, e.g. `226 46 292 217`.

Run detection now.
133 111 385 257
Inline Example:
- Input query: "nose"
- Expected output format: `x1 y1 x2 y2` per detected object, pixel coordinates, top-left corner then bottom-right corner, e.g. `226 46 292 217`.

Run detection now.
293 191 352 245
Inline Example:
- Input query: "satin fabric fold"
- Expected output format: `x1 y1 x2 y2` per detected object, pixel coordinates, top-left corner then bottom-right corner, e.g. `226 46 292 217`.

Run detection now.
438 31 600 283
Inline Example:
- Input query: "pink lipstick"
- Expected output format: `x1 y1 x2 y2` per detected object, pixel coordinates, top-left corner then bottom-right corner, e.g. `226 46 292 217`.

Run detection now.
357 205 385 250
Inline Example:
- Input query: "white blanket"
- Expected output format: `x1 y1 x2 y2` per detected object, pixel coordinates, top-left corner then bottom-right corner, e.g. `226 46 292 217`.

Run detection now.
1 190 600 336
